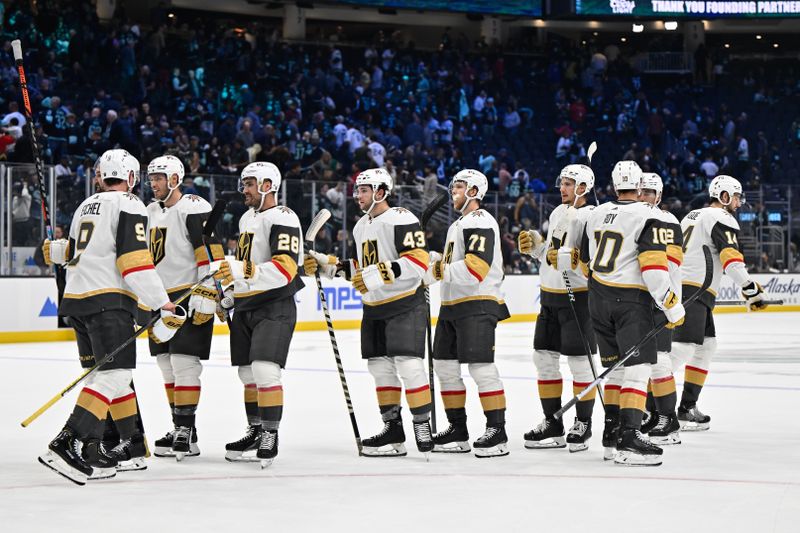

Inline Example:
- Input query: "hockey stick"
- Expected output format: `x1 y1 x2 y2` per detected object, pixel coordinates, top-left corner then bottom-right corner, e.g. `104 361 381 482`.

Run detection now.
554 245 714 420
21 273 215 428
420 191 449 433
715 299 783 306
200 199 231 326
305 208 363 455
12 40 53 241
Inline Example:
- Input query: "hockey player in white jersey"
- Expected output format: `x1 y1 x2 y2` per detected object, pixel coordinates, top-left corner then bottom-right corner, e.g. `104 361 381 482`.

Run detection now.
517 164 598 453
303 168 434 457
40 149 177 485
211 162 304 468
670 175 767 430
426 169 511 457
579 161 685 466
145 155 224 460
639 173 683 445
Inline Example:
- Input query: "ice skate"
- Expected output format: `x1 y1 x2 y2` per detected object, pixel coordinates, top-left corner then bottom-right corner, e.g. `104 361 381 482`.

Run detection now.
614 429 663 466
257 430 278 469
474 425 509 458
361 418 407 457
678 405 710 431
38 429 93 486
432 423 470 453
524 417 566 449
566 418 592 453
649 413 681 445
225 425 262 462
172 426 200 461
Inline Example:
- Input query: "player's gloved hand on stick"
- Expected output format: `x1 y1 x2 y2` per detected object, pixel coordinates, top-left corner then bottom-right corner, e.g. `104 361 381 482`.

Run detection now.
304 251 339 279
149 306 187 344
353 262 395 294
211 258 257 285
659 290 686 329
517 229 543 256
742 281 767 312
423 251 443 286
43 239 70 266
216 286 234 322
556 247 579 272
188 280 218 325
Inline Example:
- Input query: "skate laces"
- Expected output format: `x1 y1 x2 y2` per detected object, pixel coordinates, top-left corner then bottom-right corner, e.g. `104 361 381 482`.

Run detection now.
569 420 587 435
233 425 258 446
534 419 551 433
374 420 393 438
478 427 499 442
433 424 454 439
259 431 276 450
654 414 670 431
111 438 132 459
413 422 432 443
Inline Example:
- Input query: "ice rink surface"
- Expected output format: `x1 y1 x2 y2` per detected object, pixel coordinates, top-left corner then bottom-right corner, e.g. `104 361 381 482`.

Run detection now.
1 312 799 532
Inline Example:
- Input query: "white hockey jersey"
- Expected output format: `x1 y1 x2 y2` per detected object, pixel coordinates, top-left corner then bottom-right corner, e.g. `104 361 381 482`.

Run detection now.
439 209 509 321
537 203 593 306
146 194 224 297
580 200 671 306
656 207 684 301
233 205 305 311
680 206 750 307
352 206 428 319
61 191 169 317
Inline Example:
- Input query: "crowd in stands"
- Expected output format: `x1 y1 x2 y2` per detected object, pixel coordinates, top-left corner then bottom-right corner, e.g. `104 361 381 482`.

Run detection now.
0 0 798 273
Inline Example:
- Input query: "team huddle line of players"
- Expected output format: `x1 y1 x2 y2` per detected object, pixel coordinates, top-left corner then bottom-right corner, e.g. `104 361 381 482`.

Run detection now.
35 148 767 485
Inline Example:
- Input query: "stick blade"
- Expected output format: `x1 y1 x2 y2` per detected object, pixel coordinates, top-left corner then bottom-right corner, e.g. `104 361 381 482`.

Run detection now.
587 141 598 164
306 209 332 243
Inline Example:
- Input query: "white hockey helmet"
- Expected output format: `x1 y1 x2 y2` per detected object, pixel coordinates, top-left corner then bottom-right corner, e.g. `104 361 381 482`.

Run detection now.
450 169 488 214
98 149 140 190
611 160 643 192
240 161 282 195
354 167 393 215
641 172 663 195
709 174 743 205
558 164 595 194
354 167 394 195
148 155 185 183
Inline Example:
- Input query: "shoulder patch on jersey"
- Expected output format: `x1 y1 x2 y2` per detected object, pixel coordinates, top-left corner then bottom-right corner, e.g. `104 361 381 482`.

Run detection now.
469 210 486 217
123 192 142 203
278 206 295 215
185 194 202 202
392 207 410 214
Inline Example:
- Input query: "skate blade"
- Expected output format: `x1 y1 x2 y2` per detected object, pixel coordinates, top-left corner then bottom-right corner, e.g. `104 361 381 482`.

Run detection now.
260 458 274 469
175 452 186 462
225 450 260 462
603 447 616 461
474 443 509 458
361 443 407 457
678 420 710 431
88 467 117 480
38 452 88 486
614 450 663 466
524 436 566 449
432 442 471 453
568 442 589 453
649 433 681 445
116 458 147 472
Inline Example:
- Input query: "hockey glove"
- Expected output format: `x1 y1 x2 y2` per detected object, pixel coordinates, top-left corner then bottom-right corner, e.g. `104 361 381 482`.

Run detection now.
304 251 339 279
211 258 257 285
188 282 218 325
148 306 187 344
556 247 579 272
353 262 395 294
517 229 544 257
43 238 70 266
660 290 686 329
742 281 767 312
423 251 443 286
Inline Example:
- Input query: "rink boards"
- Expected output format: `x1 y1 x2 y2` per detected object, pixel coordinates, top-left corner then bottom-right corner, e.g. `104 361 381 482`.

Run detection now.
1 273 798 342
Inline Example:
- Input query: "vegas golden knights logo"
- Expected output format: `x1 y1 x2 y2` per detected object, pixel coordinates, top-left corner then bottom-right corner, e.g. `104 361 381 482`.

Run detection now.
237 232 254 261
149 227 167 266
361 239 379 267
443 242 454 264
